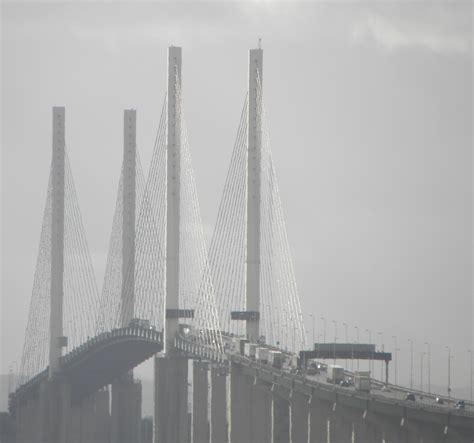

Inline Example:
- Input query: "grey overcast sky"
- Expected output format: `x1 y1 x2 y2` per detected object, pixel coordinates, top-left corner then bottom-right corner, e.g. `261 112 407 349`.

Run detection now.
1 1 472 397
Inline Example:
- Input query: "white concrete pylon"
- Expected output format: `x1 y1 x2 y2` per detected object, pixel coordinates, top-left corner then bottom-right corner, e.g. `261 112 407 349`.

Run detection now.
121 109 137 327
49 106 65 378
246 47 263 343
165 46 182 352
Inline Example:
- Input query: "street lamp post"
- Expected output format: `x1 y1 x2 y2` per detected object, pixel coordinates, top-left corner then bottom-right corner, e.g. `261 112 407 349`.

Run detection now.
424 342 431 394
408 339 414 390
392 336 398 386
468 350 472 402
343 322 348 370
309 314 315 345
378 332 384 381
446 346 452 399
332 320 337 365
320 317 326 344
420 352 425 392
366 329 372 373
354 326 360 371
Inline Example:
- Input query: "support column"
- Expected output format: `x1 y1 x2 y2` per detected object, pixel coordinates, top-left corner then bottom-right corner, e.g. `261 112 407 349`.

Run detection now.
230 363 272 443
251 380 272 443
272 386 290 443
112 109 139 443
230 363 252 443
328 403 354 443
246 46 263 343
210 366 228 443
165 45 182 351
353 417 382 443
120 109 136 326
94 389 111 443
111 377 141 443
290 392 309 443
308 397 329 443
154 355 188 443
193 361 210 443
49 106 65 378
38 379 71 443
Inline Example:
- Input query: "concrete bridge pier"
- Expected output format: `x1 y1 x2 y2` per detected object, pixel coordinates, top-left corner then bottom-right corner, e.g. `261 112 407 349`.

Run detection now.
38 378 71 443
193 360 210 443
308 397 329 443
229 363 272 443
251 379 272 443
94 389 111 443
15 396 40 443
290 391 309 443
327 403 353 443
210 366 228 443
111 376 141 443
271 385 290 443
230 362 252 442
69 389 111 443
154 355 189 443
352 413 385 443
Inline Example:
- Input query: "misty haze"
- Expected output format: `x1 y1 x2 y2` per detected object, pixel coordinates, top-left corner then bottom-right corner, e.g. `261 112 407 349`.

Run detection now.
1 1 472 443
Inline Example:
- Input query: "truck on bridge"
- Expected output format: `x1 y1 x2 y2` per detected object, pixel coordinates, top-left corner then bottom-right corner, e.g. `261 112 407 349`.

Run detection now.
326 364 344 384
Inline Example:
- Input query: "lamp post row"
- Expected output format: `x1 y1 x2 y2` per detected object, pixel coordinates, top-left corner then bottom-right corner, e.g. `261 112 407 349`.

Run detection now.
306 314 469 398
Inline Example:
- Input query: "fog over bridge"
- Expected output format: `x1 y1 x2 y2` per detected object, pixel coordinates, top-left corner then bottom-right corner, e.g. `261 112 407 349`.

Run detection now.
6 45 474 443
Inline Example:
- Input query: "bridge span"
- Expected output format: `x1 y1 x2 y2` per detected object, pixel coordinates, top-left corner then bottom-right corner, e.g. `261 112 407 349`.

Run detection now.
10 325 474 442
6 43 474 443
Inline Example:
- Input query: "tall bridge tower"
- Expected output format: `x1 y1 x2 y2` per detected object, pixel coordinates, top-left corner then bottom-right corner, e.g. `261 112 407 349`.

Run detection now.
246 47 263 343
49 106 66 378
154 46 189 443
165 45 182 352
111 109 142 443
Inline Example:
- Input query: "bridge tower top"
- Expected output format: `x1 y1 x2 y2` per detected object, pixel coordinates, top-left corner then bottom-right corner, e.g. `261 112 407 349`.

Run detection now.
165 46 182 352
246 48 263 343
49 106 66 378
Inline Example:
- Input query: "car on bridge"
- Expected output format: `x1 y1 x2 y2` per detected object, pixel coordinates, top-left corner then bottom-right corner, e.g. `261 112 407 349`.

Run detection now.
455 400 465 410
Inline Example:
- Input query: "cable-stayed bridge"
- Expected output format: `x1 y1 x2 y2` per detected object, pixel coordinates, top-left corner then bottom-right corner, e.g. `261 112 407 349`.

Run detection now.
6 46 474 443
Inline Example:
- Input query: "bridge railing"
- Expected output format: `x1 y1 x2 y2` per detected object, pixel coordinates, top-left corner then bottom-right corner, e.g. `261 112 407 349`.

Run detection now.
11 325 163 405
230 353 474 418
175 333 226 363
306 359 473 409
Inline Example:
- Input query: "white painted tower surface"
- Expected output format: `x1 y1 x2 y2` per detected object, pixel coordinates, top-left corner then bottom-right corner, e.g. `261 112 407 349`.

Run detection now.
246 47 263 343
120 109 137 327
165 46 182 352
49 106 66 378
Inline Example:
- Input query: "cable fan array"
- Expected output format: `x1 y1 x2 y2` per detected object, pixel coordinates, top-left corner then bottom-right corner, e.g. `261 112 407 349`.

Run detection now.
209 75 307 353
96 73 223 354
18 64 306 389
18 149 100 387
